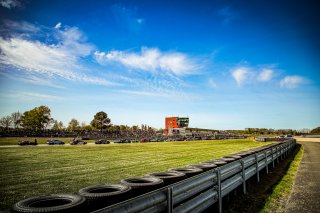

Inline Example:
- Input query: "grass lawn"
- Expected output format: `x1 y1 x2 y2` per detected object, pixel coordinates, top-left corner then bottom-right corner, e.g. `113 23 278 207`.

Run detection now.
0 139 271 211
260 144 303 213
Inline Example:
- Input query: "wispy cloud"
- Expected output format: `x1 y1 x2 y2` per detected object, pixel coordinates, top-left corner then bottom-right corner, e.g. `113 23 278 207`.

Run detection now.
280 75 306 88
230 64 307 89
0 21 117 86
231 67 249 86
257 69 274 82
95 47 200 76
0 0 20 9
21 92 63 101
118 89 171 98
0 70 65 88
208 78 218 88
2 20 40 33
231 65 279 86
0 91 62 101
54 22 62 29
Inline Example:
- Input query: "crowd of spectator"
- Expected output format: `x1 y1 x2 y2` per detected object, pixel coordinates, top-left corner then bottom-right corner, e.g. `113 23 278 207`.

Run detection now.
0 128 159 140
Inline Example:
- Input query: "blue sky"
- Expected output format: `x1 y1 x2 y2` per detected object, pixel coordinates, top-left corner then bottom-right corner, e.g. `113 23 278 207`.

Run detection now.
0 0 319 130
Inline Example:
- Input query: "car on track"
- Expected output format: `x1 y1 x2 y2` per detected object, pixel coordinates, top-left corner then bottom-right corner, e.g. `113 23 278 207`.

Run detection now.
70 139 87 145
47 139 65 145
114 139 131 143
140 138 149 143
18 140 38 146
95 139 110 144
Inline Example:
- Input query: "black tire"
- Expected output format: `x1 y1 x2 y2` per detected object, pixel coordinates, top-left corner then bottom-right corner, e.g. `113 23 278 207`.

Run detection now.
79 184 131 211
223 155 242 160
120 177 164 196
233 152 250 157
169 167 203 177
218 157 236 162
11 194 86 213
146 171 186 185
209 160 228 166
188 163 217 171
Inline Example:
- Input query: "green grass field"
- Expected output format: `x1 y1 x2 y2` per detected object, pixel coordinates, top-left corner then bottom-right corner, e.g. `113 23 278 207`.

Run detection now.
0 139 271 211
261 144 303 213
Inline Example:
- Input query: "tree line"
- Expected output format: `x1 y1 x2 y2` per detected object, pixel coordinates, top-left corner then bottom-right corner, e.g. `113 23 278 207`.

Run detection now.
0 105 155 132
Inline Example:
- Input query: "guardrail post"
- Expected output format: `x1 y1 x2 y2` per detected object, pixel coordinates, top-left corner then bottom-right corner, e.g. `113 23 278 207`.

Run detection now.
272 147 275 168
265 151 268 174
255 154 260 182
284 144 286 157
217 168 222 213
277 147 279 164
167 187 173 213
240 160 246 194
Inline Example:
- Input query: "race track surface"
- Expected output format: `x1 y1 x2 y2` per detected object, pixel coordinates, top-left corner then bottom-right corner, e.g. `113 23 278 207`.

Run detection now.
285 139 320 213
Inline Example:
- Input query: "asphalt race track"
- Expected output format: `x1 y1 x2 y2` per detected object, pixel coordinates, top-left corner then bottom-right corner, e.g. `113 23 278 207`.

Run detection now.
285 139 320 213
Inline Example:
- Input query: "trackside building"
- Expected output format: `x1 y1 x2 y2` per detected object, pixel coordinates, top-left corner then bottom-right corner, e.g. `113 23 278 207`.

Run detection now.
165 117 189 136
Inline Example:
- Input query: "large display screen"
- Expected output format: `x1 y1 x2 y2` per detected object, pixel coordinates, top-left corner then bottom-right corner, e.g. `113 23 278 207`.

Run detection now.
177 117 189 128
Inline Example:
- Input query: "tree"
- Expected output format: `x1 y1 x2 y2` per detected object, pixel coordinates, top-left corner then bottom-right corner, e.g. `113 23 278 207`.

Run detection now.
52 120 64 130
91 111 111 131
120 125 128 131
0 116 13 129
132 125 139 131
68 118 80 131
20 106 53 130
11 111 22 128
311 127 320 134
109 125 120 131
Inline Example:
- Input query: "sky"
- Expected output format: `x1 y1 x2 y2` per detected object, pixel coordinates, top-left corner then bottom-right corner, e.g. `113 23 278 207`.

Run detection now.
0 0 319 130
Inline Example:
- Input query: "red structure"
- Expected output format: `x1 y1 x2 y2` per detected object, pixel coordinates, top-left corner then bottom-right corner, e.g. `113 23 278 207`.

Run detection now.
165 117 189 135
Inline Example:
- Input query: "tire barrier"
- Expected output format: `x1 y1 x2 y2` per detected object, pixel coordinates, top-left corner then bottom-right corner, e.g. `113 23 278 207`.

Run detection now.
205 160 228 166
147 171 186 185
187 163 217 172
218 157 237 163
120 177 164 196
78 184 131 212
93 139 296 213
169 167 203 177
11 194 86 213
223 155 242 160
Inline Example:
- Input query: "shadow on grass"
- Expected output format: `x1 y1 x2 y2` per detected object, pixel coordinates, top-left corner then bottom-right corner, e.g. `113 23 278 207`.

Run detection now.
206 144 302 213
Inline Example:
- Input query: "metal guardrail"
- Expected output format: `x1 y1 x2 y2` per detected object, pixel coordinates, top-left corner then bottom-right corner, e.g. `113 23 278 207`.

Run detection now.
93 140 296 213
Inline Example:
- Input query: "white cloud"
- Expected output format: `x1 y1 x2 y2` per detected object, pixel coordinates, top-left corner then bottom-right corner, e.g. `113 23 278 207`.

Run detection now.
280 75 305 88
118 90 170 98
21 92 62 101
0 0 20 9
257 69 274 82
3 20 40 33
208 78 218 88
0 71 65 88
56 26 94 57
94 47 199 76
54 22 62 29
0 23 117 86
231 67 249 86
0 91 62 101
